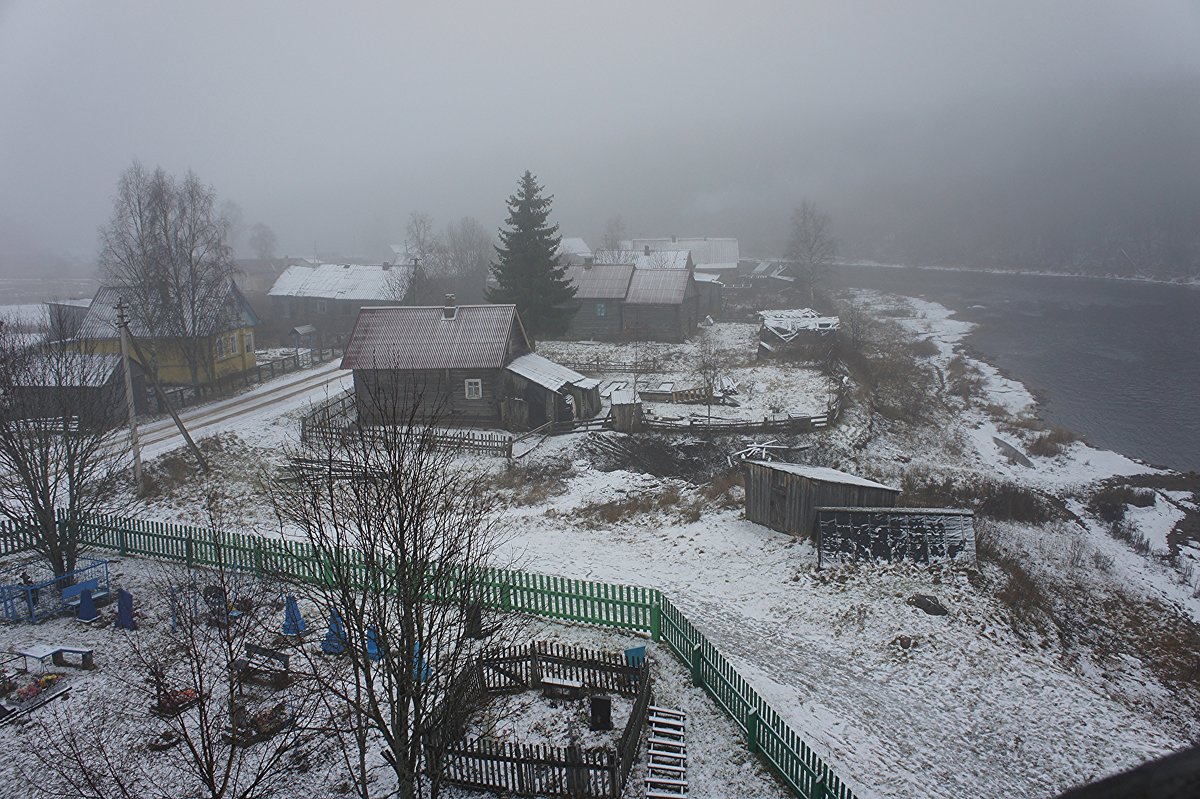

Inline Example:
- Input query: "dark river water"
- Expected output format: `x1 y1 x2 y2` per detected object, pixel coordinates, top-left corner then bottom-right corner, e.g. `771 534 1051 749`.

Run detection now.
830 265 1200 473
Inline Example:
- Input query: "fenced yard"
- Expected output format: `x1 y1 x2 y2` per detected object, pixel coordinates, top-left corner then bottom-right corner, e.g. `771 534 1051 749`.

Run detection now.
0 511 860 799
434 642 651 798
151 347 343 414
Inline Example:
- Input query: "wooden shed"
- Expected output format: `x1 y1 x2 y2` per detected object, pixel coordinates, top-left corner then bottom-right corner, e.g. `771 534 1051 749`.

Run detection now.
742 461 899 538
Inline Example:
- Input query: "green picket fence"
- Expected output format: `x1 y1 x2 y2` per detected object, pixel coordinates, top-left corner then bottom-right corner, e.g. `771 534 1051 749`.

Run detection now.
0 511 858 799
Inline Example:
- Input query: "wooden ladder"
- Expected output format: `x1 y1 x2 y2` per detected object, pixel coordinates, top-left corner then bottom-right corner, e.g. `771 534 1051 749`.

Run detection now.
646 706 689 798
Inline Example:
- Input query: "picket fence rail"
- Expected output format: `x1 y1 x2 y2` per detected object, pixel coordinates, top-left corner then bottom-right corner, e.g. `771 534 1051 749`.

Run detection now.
0 511 858 799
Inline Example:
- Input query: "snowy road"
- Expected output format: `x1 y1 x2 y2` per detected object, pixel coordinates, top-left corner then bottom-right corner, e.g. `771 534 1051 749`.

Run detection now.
135 360 351 459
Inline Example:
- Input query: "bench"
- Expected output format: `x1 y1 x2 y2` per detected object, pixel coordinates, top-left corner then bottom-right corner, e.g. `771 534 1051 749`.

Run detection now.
646 776 689 789
62 578 109 608
234 644 291 689
540 676 584 700
13 645 94 671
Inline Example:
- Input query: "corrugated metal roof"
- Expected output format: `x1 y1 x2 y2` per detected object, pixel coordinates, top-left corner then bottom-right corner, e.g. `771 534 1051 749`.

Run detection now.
632 237 739 265
506 352 589 392
268 263 413 301
566 263 635 299
625 269 692 305
634 250 692 270
76 281 256 340
14 353 123 388
747 461 899 491
341 304 523 371
558 237 593 257
760 308 840 333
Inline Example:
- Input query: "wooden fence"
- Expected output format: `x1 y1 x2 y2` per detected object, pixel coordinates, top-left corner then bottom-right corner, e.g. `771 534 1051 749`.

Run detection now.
153 347 343 413
554 356 665 375
438 643 651 798
0 512 859 799
299 391 515 457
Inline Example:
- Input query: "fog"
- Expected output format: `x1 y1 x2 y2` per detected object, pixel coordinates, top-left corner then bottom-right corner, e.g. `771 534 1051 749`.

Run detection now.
2 1 1198 273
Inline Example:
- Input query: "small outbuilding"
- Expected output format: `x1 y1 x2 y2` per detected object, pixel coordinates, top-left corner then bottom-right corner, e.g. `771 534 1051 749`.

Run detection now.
742 461 899 538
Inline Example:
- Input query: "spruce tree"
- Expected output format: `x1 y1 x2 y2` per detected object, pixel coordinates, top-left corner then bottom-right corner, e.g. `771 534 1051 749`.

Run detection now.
488 170 577 337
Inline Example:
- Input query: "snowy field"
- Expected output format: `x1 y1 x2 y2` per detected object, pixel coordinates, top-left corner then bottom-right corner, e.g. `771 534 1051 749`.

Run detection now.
3 301 1197 798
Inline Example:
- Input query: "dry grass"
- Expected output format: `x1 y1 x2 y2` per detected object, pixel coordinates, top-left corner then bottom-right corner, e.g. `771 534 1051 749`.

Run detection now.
1027 427 1081 457
1089 484 1157 524
485 463 572 507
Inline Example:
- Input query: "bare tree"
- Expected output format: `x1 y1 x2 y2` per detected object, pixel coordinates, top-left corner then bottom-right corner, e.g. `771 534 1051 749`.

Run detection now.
99 162 240 385
441 216 493 303
31 536 329 799
270 385 515 799
692 333 726 428
600 215 626 251
0 316 131 577
248 223 277 262
787 201 837 306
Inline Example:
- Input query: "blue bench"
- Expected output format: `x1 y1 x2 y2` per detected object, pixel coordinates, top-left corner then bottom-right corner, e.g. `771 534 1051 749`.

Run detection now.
62 578 109 608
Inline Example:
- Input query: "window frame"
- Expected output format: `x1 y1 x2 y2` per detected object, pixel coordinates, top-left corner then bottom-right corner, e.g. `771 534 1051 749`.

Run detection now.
595 301 607 317
464 378 483 400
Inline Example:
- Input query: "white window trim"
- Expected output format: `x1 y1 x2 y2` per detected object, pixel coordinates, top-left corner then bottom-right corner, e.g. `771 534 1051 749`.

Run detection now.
216 336 225 359
464 379 483 400
595 301 606 317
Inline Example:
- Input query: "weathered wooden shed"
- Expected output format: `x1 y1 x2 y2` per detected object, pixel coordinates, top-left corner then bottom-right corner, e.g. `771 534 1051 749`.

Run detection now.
742 461 899 538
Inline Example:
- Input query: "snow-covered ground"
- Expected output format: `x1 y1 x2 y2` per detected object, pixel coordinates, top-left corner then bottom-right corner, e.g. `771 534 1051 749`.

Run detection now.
5 305 1198 799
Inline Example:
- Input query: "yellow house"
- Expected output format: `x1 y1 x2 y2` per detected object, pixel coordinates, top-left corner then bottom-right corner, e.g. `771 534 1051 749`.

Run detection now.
74 281 259 386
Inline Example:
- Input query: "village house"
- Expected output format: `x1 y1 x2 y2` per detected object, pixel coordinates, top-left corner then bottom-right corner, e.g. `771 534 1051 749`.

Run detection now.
2 352 149 430
72 280 258 386
631 236 741 279
267 262 414 345
557 237 594 266
561 247 706 341
341 298 600 431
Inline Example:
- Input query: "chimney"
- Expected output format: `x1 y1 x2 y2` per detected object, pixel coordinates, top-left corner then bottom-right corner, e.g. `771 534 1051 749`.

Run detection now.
643 245 651 255
443 294 456 320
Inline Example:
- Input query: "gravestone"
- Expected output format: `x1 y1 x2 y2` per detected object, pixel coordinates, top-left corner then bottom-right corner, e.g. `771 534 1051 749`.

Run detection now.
589 695 613 731
77 588 99 623
282 595 306 636
116 589 136 630
321 611 347 655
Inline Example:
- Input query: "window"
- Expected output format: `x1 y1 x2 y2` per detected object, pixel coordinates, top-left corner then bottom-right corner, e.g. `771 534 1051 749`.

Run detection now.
464 379 483 400
315 300 328 314
215 336 225 359
245 330 254 353
229 334 239 355
595 302 607 317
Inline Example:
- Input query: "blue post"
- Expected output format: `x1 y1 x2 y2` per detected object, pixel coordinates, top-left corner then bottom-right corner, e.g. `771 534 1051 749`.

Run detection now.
282 595 306 636
413 641 431 683
624 646 647 668
116 588 136 630
366 628 382 662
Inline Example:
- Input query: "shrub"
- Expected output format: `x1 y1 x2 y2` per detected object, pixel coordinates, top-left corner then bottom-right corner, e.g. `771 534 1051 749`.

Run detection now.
1090 484 1156 524
909 337 940 358
899 472 1064 525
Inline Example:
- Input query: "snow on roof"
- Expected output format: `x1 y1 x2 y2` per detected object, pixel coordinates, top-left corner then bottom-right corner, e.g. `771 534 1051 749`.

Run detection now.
565 263 635 299
625 268 692 305
634 250 692 271
268 263 413 301
558 237 592 257
632 237 739 265
692 272 723 284
693 262 739 272
759 308 840 334
77 281 256 340
341 304 523 371
46 298 92 308
746 461 899 491
610 388 637 404
13 353 124 388
506 352 592 393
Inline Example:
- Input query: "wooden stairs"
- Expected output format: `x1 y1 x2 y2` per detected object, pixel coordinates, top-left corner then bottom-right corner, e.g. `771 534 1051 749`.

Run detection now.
646 705 689 798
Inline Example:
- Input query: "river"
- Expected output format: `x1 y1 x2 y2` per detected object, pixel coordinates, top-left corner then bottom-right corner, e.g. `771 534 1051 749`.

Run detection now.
830 264 1200 473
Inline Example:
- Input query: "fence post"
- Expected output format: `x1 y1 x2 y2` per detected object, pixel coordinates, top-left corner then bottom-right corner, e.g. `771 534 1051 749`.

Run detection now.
690 643 703 687
650 599 661 642
746 707 759 753
253 539 264 577
185 532 194 568
814 773 828 799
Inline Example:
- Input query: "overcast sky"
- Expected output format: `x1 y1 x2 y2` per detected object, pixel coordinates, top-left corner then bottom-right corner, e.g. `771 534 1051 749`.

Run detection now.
1 1 1198 269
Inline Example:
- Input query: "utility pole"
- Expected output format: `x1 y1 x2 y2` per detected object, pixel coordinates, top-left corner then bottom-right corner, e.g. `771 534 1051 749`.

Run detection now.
115 300 144 492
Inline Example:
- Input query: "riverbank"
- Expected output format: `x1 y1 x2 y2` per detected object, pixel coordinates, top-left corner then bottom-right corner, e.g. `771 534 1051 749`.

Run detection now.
837 259 1200 289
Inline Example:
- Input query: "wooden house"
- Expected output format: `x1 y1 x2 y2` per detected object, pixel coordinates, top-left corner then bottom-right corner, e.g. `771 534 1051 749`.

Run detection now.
267 262 414 345
73 281 258 386
2 352 148 430
742 461 899 537
564 262 634 339
341 298 600 431
621 268 699 342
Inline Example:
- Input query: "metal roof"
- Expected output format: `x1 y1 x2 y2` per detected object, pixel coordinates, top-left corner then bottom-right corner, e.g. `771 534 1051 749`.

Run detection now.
13 353 124 388
340 304 525 371
506 352 591 392
268 263 413 301
632 237 739 265
625 268 693 305
746 461 899 491
634 250 692 270
566 263 635 299
76 281 256 340
558 237 593 257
